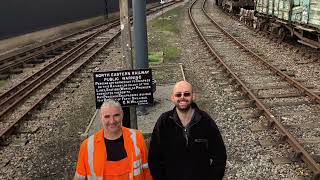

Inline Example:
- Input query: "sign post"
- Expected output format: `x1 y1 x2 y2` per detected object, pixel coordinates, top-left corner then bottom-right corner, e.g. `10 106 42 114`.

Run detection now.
119 0 133 69
103 0 108 20
119 0 137 128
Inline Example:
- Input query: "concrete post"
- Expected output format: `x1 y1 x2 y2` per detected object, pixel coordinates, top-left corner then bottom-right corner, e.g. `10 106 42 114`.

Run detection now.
119 0 137 129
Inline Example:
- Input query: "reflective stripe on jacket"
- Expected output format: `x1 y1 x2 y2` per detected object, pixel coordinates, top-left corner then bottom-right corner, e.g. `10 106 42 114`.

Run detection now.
74 127 152 180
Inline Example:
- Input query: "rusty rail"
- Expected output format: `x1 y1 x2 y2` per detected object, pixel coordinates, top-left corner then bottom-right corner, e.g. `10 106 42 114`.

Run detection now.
0 2 176 76
0 30 120 141
0 22 121 119
188 0 320 178
0 1 178 142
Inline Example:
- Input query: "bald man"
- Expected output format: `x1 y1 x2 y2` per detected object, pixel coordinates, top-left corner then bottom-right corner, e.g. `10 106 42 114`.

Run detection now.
74 99 152 180
148 81 227 180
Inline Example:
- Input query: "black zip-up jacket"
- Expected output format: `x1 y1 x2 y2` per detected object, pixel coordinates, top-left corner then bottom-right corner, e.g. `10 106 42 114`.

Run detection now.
148 103 227 180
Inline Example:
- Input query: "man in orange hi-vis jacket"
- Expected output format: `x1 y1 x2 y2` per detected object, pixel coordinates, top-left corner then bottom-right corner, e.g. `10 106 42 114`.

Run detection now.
74 99 152 180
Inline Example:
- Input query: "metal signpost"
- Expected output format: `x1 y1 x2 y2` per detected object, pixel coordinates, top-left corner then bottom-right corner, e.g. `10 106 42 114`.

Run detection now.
119 0 138 128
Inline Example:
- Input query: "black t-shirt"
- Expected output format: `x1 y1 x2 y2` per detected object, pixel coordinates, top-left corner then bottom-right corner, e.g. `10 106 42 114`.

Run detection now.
104 135 127 161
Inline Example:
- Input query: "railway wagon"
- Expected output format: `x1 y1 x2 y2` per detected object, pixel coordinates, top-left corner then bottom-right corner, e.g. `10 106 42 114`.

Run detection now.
255 0 320 48
216 0 254 13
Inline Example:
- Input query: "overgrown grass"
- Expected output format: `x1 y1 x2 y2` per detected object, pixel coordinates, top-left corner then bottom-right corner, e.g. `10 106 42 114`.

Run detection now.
0 80 6 87
148 51 163 63
148 7 183 63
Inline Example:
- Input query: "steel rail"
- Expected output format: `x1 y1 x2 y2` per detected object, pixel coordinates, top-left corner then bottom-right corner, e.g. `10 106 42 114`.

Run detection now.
0 17 119 64
0 1 176 108
0 35 87 74
0 1 178 141
0 2 176 75
0 31 121 141
204 4 320 104
0 21 121 75
0 43 94 119
0 23 119 117
0 2 175 64
188 0 320 178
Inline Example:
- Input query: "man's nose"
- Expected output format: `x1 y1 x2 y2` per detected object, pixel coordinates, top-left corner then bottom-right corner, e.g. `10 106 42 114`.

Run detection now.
110 117 116 123
111 116 120 123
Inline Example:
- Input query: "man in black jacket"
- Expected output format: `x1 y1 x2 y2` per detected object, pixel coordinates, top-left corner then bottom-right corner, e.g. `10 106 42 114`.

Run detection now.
148 81 227 180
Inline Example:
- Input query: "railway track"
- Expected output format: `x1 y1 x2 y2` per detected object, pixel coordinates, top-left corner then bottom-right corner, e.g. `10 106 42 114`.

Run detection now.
189 0 320 178
0 28 120 144
0 19 120 77
0 1 177 145
0 2 176 78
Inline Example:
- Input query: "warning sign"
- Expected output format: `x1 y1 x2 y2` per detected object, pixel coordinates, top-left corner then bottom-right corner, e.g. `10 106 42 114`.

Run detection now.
93 69 154 109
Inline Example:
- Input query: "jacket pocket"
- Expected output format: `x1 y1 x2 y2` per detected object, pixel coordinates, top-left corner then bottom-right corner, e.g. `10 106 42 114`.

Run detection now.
193 138 210 167
194 138 208 149
194 138 208 143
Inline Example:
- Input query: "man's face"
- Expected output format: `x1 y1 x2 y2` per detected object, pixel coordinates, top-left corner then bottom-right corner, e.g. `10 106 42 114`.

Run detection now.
171 83 193 112
100 106 123 134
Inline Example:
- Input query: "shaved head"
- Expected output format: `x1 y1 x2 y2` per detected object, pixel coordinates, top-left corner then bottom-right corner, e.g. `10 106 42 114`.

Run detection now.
172 81 193 95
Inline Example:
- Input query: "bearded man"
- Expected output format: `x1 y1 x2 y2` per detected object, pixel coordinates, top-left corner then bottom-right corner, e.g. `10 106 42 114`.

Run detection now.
148 81 227 180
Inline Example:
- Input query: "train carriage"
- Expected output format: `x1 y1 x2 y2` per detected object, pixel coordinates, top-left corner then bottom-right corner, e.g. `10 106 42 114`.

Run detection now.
223 0 254 13
255 0 320 48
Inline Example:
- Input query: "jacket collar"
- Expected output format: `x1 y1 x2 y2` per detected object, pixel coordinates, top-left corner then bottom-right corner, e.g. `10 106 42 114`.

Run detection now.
171 103 202 127
92 127 134 177
94 127 130 143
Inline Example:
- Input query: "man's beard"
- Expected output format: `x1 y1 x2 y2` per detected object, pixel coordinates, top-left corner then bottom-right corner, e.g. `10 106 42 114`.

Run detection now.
106 122 121 131
176 103 191 112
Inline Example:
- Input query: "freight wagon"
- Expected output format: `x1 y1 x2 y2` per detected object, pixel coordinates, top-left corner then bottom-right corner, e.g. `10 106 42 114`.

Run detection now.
216 0 254 13
255 0 320 48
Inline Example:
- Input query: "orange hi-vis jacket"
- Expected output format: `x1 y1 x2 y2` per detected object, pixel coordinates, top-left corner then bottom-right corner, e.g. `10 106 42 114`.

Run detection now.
74 127 152 180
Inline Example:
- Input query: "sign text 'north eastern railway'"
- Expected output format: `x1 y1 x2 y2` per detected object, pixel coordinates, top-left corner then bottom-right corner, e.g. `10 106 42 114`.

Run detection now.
93 69 153 108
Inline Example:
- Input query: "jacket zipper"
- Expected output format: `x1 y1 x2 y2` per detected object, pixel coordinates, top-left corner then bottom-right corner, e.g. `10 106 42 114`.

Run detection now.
172 113 199 147
175 122 198 147
174 122 189 147
183 128 188 146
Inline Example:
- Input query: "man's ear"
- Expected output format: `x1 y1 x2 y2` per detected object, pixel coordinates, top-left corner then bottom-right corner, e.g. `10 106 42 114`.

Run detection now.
170 94 174 102
192 92 196 100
